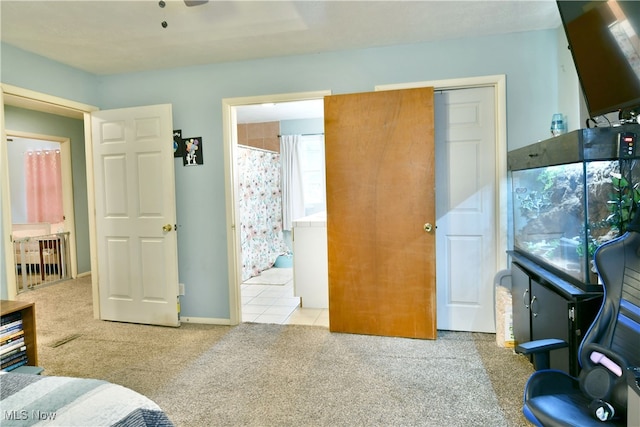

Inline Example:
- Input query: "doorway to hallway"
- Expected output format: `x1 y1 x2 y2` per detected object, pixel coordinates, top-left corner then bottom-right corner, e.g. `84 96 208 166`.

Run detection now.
5 134 76 294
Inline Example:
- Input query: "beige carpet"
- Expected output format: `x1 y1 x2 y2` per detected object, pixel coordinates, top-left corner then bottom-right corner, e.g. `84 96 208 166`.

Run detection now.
14 276 534 426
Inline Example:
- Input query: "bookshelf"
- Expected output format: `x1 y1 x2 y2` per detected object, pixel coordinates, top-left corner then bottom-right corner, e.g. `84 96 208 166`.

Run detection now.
1 300 38 370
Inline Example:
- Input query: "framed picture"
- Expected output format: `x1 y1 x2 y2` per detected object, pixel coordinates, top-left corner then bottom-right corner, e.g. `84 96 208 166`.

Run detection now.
183 137 203 166
173 129 183 158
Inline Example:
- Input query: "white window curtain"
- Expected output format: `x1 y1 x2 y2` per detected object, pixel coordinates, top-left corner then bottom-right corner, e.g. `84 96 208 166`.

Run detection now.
280 135 305 231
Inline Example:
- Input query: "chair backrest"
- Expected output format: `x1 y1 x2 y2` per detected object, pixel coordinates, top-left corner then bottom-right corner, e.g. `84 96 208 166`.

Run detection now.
586 230 640 368
578 229 640 415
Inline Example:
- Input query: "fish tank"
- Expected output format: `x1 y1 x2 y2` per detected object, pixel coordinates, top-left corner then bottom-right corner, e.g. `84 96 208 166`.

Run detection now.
509 124 640 291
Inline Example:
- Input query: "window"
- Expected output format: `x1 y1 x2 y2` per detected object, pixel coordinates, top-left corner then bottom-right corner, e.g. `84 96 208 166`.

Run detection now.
298 134 326 215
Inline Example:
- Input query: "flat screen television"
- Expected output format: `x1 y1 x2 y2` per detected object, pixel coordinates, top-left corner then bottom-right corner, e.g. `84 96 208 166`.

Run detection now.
557 1 640 118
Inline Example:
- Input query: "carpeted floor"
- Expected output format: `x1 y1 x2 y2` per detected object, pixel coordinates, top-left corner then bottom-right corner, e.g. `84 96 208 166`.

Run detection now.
14 276 534 426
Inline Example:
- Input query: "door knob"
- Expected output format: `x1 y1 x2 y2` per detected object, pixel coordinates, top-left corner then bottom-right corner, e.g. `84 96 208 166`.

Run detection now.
424 223 433 233
162 224 173 232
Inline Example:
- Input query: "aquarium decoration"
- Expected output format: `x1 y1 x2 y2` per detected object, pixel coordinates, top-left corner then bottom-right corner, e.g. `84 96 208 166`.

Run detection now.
509 125 640 289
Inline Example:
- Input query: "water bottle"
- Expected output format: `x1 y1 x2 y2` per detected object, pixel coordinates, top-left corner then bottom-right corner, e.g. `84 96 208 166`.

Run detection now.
551 113 566 137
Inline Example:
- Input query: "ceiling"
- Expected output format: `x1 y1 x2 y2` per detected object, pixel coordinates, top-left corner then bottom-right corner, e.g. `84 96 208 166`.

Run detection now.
1 0 562 122
1 0 561 76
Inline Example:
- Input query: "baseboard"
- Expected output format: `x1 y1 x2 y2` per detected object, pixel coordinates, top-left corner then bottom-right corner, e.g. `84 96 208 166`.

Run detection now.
76 271 91 278
181 316 232 325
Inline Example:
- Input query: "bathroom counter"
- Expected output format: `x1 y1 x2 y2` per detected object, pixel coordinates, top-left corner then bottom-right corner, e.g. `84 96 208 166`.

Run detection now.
292 211 326 227
292 212 328 309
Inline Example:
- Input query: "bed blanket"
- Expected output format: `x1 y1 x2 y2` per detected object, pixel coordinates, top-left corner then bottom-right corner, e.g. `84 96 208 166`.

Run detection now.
0 372 174 426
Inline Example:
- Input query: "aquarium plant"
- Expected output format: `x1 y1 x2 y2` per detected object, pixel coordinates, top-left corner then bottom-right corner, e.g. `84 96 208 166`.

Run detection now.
607 172 640 234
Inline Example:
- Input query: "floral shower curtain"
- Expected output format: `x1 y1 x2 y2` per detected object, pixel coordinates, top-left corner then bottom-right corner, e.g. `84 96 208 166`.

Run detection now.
238 146 289 280
25 150 64 224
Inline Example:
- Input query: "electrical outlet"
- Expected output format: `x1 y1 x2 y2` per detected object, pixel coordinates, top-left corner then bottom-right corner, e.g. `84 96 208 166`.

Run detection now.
179 283 185 295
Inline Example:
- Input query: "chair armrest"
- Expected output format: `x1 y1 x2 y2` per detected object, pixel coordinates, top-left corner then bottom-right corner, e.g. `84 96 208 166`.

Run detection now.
516 339 568 371
516 338 568 355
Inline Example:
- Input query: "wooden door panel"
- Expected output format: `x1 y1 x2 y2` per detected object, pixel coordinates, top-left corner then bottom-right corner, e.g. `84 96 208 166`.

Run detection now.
325 88 436 339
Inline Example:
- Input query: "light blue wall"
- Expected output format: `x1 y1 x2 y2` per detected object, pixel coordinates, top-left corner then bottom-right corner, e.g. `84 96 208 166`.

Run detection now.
556 27 582 132
1 44 98 106
2 29 562 319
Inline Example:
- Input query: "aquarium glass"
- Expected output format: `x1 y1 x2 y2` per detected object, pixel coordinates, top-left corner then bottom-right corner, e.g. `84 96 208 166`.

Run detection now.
512 160 634 285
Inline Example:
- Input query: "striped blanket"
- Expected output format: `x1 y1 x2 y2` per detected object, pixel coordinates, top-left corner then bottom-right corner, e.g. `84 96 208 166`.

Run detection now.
0 372 173 426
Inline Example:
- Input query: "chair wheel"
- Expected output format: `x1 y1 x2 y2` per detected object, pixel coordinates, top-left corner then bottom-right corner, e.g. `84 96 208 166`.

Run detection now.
588 399 615 421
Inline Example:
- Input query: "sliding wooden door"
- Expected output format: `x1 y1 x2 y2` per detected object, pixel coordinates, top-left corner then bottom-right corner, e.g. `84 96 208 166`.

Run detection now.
324 87 436 339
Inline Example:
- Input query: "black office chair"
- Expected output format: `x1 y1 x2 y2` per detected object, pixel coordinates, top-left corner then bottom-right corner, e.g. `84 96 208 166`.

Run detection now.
517 214 640 426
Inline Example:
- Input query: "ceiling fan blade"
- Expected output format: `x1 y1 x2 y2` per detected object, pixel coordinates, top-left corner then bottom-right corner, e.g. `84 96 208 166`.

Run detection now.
184 0 208 6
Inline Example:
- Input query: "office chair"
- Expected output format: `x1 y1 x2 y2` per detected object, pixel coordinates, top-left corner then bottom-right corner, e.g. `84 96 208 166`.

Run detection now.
517 212 640 426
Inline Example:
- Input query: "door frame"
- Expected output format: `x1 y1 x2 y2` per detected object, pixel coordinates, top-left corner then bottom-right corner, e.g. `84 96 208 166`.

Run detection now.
222 90 331 325
375 74 508 275
1 84 100 315
5 131 79 283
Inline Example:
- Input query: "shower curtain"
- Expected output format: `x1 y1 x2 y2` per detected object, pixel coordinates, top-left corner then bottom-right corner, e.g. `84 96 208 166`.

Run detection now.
25 150 63 224
280 135 305 231
238 146 288 280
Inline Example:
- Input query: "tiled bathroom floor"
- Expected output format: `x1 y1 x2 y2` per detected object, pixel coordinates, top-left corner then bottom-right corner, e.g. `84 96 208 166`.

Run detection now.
241 267 329 327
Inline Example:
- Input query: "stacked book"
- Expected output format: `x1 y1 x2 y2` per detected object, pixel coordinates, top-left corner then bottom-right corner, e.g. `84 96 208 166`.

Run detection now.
1 311 28 371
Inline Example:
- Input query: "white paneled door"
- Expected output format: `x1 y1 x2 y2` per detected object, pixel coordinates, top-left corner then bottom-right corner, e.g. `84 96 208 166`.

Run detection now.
435 87 497 332
91 104 180 327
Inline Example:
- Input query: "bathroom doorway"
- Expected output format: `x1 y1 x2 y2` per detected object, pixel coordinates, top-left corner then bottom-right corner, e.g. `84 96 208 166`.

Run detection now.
223 90 330 326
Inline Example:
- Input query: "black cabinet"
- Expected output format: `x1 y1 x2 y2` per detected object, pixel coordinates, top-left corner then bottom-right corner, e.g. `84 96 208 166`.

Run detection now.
511 264 531 344
530 279 571 373
510 252 603 376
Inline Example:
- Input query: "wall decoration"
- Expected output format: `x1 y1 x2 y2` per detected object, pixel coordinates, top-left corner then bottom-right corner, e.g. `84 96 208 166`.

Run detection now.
183 137 203 166
173 129 183 158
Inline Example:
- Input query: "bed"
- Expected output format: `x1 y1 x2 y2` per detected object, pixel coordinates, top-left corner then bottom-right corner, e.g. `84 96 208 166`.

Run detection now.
0 372 174 426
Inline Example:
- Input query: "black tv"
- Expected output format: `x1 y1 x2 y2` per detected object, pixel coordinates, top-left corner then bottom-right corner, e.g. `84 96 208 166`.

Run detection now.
557 1 640 118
